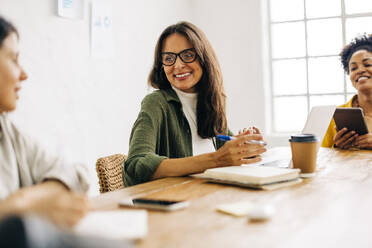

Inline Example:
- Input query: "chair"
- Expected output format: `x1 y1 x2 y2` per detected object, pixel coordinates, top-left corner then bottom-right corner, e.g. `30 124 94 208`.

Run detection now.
96 154 127 193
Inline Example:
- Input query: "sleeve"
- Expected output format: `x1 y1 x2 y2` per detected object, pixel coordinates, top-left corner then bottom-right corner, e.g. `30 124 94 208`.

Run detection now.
10 121 89 193
123 95 168 186
321 118 336 148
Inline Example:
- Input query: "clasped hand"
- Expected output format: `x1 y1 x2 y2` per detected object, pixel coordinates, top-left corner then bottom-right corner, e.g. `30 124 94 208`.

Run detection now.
215 128 266 167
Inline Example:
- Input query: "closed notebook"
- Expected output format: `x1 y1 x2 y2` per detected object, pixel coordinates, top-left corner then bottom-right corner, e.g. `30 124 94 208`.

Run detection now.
198 165 301 189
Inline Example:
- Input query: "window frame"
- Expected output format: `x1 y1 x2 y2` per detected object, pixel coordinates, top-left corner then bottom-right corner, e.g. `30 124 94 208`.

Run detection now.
266 0 372 134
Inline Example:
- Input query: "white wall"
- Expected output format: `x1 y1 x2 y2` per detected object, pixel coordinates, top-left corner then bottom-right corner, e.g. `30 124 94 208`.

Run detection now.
189 0 267 134
1 0 192 195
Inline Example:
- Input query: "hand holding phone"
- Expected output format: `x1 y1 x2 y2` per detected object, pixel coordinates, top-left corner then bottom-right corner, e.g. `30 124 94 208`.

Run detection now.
333 107 369 149
119 198 189 211
334 127 358 149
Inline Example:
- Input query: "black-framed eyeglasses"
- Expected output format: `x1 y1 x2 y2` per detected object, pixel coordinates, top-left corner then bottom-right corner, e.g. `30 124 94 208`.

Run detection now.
161 48 197 66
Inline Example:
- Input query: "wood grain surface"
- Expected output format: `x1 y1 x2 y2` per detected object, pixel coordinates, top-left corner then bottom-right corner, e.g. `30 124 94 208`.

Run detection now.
91 147 372 248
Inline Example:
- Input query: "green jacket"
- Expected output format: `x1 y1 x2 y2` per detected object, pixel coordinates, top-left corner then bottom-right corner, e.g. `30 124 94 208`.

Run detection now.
123 88 230 186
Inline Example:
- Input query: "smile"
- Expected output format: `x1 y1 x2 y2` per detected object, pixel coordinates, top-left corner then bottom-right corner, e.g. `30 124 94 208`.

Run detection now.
356 75 371 83
15 82 21 92
175 72 191 79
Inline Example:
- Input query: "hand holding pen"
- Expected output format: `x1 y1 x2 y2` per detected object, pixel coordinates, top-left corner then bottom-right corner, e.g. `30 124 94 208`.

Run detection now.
216 135 267 146
213 132 267 166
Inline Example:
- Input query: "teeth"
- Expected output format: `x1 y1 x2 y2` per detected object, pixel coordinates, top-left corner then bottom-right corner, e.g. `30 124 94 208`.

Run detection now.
357 76 369 82
175 72 190 78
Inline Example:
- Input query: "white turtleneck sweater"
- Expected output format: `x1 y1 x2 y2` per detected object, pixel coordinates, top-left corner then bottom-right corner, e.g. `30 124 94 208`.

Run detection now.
172 86 215 156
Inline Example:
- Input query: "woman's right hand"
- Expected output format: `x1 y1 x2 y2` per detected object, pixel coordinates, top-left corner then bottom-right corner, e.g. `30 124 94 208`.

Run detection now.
27 191 89 228
214 134 267 167
333 127 358 149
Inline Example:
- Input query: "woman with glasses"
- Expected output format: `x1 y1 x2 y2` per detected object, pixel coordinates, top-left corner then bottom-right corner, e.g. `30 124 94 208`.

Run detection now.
0 16 89 228
322 34 372 149
123 21 266 186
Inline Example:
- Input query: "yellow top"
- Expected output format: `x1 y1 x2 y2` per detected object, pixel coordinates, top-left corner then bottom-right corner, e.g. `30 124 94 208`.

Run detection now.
321 95 356 147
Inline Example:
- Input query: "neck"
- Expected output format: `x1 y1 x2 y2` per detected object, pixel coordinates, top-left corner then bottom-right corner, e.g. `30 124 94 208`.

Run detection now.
171 86 197 96
357 91 372 117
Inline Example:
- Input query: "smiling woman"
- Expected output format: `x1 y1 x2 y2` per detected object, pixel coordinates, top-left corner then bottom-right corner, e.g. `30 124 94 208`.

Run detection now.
123 21 267 186
322 34 372 149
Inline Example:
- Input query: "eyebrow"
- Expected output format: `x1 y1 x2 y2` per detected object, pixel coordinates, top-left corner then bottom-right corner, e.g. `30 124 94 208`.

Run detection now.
161 48 194 54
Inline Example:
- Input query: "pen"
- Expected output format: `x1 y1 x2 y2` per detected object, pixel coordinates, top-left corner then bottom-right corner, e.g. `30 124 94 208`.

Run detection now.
216 135 267 146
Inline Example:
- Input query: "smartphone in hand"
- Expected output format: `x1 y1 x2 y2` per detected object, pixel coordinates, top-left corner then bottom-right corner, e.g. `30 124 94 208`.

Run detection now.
119 198 189 211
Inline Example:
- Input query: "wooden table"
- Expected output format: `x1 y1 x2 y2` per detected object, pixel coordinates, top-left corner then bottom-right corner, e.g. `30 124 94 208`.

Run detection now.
92 147 372 248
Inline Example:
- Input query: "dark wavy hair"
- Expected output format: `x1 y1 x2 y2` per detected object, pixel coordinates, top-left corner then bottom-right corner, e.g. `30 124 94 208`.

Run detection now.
0 16 18 48
148 21 227 138
340 34 372 74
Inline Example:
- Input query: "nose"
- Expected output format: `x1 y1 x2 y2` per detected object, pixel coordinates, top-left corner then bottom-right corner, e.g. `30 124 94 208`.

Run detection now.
20 67 28 81
356 64 368 74
173 56 185 69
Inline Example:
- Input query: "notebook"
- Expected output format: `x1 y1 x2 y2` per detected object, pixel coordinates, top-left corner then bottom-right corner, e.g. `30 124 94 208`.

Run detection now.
194 165 301 190
193 105 336 188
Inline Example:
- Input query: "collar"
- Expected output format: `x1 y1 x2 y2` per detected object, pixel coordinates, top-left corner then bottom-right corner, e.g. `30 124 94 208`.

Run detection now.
162 87 182 104
350 94 359 107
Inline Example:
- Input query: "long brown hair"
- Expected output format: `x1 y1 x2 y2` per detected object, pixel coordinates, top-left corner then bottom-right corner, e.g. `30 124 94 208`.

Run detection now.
148 21 227 138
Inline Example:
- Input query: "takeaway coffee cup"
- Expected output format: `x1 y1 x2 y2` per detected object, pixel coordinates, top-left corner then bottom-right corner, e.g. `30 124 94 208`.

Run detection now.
289 134 319 178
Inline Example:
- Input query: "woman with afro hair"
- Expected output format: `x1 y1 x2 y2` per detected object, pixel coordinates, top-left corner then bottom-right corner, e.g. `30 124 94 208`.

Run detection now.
322 34 372 149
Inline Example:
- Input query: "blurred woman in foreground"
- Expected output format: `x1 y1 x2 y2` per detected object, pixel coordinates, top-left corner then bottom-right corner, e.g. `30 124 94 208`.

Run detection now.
0 15 89 228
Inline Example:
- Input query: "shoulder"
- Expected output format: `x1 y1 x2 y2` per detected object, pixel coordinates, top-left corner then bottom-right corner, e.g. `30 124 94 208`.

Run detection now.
141 89 179 110
138 90 171 122
339 95 357 108
0 114 39 157
142 90 168 105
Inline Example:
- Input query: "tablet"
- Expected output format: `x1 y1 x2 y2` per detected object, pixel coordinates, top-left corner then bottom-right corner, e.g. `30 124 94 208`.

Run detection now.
333 107 369 135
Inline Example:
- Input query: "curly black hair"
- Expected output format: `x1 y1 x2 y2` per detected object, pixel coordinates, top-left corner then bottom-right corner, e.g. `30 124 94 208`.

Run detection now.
340 34 372 74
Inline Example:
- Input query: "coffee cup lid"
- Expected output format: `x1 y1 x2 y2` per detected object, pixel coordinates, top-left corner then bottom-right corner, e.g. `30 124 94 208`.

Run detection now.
289 133 318 143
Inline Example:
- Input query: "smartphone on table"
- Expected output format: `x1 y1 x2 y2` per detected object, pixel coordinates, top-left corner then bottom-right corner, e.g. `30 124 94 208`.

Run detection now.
333 108 369 135
119 198 189 211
